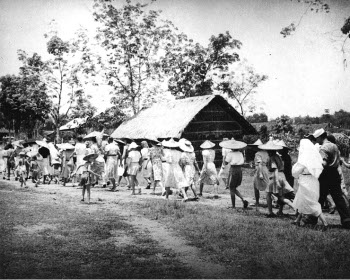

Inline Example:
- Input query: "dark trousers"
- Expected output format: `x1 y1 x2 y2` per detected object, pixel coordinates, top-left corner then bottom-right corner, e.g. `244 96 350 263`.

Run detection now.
319 167 350 228
6 159 12 179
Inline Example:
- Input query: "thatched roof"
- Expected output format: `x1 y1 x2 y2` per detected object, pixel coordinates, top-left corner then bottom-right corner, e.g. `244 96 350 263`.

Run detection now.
111 95 256 139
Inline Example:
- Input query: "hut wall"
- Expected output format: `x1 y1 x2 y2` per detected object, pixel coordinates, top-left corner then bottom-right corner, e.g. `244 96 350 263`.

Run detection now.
181 100 245 168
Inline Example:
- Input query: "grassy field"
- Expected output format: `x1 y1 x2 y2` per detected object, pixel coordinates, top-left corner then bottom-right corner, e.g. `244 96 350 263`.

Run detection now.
1 165 350 278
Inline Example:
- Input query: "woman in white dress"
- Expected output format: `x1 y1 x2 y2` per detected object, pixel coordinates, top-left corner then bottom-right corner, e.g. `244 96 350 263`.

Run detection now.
199 140 219 198
292 139 328 229
141 141 152 189
128 142 142 195
104 137 120 191
71 136 87 184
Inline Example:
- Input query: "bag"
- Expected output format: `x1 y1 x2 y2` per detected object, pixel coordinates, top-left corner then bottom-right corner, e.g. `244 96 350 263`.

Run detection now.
117 165 125 176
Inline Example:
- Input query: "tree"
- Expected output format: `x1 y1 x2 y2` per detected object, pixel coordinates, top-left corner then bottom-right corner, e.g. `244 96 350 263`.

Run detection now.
85 106 126 131
216 60 268 116
333 109 350 129
272 115 295 134
68 90 97 120
0 51 52 138
91 0 180 115
164 31 242 98
246 113 268 123
44 28 96 142
280 0 349 68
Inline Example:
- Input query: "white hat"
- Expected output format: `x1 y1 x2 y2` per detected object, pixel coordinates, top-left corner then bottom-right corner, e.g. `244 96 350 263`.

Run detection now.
219 138 247 150
248 139 263 146
163 138 179 148
258 140 283 151
313 128 326 139
179 139 194 152
200 140 215 149
128 142 139 150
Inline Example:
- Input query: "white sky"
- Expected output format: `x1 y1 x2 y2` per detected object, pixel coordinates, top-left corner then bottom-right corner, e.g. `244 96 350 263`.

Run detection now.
0 0 349 118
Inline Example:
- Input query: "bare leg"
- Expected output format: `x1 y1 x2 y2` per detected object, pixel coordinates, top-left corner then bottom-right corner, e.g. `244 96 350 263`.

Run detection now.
165 187 170 199
130 176 136 195
110 178 117 191
266 192 274 215
82 185 86 201
199 183 204 196
222 178 228 189
86 184 91 204
234 188 248 208
293 213 302 225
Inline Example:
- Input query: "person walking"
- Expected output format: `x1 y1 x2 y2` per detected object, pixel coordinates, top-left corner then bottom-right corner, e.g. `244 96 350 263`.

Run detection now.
249 139 269 210
71 136 87 185
104 137 121 192
179 139 199 200
221 138 248 209
218 138 231 189
277 140 294 188
127 142 142 195
198 140 219 198
313 128 350 229
141 140 153 189
292 139 328 229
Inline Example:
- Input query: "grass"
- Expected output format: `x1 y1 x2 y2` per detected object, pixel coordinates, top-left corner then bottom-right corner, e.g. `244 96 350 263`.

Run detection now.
122 166 350 279
0 186 198 279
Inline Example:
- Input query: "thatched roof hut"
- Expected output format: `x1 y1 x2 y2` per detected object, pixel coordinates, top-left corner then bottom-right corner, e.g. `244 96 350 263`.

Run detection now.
111 95 257 166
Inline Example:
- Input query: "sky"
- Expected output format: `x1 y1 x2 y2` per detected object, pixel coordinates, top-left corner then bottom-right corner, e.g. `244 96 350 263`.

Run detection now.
0 0 350 119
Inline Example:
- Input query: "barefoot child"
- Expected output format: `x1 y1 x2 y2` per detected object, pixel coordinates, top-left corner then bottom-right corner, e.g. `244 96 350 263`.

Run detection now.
72 153 100 204
15 161 27 188
30 156 41 187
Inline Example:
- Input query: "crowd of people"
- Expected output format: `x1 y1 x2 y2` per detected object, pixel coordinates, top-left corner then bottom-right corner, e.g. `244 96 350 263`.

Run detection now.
0 128 350 230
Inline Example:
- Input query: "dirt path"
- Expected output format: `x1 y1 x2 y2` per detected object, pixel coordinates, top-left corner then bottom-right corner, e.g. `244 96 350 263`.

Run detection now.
1 179 229 278
113 205 228 278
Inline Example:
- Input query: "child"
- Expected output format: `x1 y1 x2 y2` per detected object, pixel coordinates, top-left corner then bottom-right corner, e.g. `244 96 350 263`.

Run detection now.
15 152 27 180
16 161 27 188
71 153 100 204
31 156 41 187
51 158 61 184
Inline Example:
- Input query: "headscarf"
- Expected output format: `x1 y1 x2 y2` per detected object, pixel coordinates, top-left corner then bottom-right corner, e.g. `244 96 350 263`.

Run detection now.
297 139 323 178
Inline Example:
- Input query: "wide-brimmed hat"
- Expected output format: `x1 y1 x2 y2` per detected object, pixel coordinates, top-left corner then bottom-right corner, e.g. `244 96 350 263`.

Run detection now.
36 140 49 149
313 128 326 139
219 138 247 150
83 131 109 140
23 139 37 145
128 142 139 150
200 140 215 149
12 140 24 149
163 138 179 148
179 139 194 152
83 153 98 161
114 139 125 145
248 139 263 146
57 143 75 150
258 140 283 151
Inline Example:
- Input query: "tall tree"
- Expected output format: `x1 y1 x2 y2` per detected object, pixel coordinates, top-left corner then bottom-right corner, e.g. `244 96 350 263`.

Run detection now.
164 32 242 98
216 60 268 116
44 23 95 142
0 52 51 138
92 0 180 115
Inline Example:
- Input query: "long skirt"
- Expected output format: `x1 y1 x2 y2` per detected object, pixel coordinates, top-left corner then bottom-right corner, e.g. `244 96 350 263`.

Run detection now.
142 159 152 178
163 162 176 188
41 157 51 176
184 164 196 186
62 159 74 179
105 156 118 179
228 165 242 189
199 162 219 185
293 174 322 217
152 158 163 181
253 164 269 191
